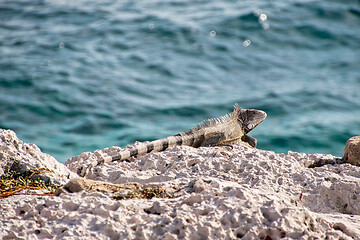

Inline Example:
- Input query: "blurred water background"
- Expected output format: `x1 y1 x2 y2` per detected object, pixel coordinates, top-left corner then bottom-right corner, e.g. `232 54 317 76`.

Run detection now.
1 0 359 163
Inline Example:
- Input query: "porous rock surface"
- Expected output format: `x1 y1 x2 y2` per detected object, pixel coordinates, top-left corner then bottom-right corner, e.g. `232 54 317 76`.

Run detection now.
1 133 360 239
0 129 78 185
343 136 360 166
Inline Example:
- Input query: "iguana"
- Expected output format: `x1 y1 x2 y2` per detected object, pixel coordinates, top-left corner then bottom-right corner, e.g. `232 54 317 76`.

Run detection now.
81 104 266 176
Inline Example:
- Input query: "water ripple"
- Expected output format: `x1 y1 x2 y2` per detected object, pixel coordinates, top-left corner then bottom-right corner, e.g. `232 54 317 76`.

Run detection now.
0 0 359 162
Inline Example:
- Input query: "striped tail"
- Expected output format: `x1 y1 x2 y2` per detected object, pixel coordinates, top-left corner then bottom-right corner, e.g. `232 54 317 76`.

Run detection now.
104 131 205 164
80 130 206 177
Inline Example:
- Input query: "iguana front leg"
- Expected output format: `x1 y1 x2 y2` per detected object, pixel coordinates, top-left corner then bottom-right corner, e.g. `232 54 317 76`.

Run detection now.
243 134 257 147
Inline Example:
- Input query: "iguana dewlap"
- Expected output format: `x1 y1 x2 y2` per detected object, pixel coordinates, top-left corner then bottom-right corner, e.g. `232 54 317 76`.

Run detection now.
81 104 266 176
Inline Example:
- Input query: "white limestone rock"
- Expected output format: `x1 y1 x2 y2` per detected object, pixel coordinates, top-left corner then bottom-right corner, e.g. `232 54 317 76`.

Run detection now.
1 136 360 239
343 136 360 166
0 129 78 185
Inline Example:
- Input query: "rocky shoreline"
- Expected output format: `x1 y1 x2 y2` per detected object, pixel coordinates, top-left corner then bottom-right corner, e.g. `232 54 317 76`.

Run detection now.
1 129 360 239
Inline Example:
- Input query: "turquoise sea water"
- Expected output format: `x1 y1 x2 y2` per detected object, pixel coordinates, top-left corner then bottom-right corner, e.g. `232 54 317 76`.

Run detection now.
1 0 359 163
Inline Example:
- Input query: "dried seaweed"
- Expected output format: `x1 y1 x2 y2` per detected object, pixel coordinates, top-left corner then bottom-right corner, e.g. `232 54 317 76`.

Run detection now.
0 168 58 199
113 186 174 200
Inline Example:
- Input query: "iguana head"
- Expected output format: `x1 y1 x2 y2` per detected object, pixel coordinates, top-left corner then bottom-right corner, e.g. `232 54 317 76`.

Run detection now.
238 108 267 133
231 105 267 148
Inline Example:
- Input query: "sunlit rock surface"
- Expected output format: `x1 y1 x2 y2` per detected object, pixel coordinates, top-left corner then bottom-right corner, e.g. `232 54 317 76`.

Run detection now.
1 130 360 239
0 129 77 185
343 136 360 167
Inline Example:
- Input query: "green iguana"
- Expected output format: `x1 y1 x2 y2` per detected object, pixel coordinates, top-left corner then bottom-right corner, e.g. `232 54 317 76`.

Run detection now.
81 104 266 176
